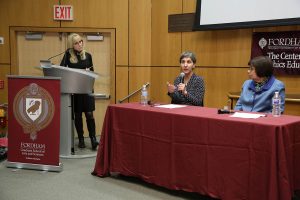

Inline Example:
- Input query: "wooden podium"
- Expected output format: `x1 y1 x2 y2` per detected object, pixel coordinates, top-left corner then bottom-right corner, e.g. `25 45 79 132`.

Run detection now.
42 64 98 157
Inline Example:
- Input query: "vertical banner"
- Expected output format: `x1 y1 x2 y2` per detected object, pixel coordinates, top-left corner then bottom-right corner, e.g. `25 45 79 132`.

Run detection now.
7 76 61 171
251 31 300 75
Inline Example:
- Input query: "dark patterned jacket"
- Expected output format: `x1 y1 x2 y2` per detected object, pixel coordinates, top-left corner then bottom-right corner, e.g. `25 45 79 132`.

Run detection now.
168 73 205 106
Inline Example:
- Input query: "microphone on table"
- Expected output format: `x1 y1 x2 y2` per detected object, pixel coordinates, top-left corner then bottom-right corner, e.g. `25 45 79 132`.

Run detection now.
217 109 235 114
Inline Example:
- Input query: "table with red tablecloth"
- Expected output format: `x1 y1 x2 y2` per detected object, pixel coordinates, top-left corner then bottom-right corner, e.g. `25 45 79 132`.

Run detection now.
92 103 300 200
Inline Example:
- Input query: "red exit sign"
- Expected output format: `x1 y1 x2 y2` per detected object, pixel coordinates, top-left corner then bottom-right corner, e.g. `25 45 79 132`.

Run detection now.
53 5 73 21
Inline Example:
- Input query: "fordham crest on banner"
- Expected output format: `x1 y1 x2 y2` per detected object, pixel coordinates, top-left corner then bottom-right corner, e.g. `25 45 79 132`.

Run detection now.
13 83 55 140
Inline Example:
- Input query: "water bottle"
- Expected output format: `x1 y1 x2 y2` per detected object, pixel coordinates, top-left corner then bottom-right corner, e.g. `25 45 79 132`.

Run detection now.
223 99 232 111
272 91 281 117
140 85 148 106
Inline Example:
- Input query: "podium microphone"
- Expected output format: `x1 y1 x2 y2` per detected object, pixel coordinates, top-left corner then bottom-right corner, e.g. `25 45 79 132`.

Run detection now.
179 72 185 83
47 48 70 60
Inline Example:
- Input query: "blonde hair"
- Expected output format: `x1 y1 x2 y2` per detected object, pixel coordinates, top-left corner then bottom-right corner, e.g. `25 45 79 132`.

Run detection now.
67 33 86 63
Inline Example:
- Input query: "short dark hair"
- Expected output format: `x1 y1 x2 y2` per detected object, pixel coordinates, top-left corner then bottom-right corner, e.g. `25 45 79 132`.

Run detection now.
248 56 274 77
179 51 197 64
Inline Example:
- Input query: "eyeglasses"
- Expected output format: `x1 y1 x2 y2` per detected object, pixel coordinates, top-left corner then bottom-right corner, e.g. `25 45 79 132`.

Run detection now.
249 66 255 71
74 40 83 46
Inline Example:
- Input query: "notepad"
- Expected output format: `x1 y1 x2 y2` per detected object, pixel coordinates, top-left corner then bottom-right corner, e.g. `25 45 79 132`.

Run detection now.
229 112 267 119
154 104 187 109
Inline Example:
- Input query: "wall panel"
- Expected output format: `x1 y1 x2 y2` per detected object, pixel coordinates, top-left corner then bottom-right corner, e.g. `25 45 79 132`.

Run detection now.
0 29 9 64
200 67 248 108
151 0 182 66
129 0 151 66
183 0 196 13
182 30 252 67
277 75 300 94
128 67 151 103
0 65 10 102
7 0 59 26
116 66 129 103
254 25 300 33
0 1 10 64
151 67 181 104
0 0 59 64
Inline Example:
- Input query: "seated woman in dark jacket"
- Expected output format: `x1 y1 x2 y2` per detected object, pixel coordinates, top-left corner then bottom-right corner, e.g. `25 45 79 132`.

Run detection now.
167 51 205 106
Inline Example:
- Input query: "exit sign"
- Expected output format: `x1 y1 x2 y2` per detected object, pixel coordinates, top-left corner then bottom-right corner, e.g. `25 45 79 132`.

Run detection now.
53 5 73 21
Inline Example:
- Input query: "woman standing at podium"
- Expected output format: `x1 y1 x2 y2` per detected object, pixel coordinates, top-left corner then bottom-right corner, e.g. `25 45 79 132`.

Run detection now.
60 33 98 150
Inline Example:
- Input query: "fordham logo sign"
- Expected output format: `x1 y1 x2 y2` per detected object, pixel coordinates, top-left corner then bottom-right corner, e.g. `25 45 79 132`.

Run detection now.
13 83 55 141
251 31 300 75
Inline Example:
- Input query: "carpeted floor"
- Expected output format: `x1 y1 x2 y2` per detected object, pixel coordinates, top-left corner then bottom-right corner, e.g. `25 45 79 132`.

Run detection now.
0 139 219 200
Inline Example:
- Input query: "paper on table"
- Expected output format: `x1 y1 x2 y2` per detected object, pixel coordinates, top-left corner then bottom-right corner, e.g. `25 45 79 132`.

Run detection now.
229 112 267 119
154 104 187 109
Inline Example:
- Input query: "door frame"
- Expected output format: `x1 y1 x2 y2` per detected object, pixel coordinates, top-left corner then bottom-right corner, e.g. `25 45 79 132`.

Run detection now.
9 26 116 104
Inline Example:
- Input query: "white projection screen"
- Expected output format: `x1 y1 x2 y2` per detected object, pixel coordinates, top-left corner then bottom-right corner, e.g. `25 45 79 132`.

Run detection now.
193 0 300 30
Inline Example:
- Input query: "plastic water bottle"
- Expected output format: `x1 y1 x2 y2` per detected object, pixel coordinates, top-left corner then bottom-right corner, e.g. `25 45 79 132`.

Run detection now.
272 91 281 117
223 99 232 111
140 85 148 106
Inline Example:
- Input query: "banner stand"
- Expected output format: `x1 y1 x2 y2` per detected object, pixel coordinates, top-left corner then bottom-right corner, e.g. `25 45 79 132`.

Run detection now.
7 75 62 172
6 161 63 172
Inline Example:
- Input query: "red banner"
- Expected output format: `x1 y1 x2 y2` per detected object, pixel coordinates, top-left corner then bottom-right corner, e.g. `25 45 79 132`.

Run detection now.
8 76 60 166
251 31 300 75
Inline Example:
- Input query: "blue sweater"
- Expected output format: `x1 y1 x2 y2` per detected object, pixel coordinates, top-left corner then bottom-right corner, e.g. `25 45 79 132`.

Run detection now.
234 76 285 113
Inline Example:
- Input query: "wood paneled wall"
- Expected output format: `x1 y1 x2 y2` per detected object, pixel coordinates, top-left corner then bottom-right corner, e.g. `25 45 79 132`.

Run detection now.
0 0 300 115
0 65 9 101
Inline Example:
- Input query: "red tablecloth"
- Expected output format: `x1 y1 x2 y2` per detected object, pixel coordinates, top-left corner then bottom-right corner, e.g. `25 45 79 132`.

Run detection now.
92 103 300 200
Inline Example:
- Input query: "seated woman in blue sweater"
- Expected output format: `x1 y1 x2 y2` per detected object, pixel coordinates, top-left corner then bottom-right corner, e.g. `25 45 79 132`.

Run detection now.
234 56 285 113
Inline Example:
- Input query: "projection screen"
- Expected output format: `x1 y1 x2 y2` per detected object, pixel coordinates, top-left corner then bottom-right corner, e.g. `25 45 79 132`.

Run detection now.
193 0 300 31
